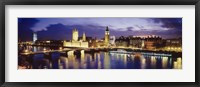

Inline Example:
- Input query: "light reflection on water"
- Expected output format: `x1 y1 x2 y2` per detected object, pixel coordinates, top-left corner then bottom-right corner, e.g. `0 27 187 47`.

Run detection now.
19 46 182 69
58 51 181 69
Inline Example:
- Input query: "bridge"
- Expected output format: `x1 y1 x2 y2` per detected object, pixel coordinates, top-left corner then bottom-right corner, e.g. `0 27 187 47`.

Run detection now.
20 46 110 56
20 46 178 58
19 45 181 58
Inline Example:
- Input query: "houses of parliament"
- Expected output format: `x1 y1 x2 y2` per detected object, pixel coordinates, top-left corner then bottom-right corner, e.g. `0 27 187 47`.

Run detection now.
63 26 110 48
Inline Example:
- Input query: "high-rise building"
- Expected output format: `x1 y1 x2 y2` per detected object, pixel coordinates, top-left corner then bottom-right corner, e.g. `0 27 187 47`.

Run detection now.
33 32 37 44
72 28 78 42
104 26 110 46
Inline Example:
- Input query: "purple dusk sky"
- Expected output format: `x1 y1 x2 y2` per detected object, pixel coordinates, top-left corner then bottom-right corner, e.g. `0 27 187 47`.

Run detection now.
18 18 182 41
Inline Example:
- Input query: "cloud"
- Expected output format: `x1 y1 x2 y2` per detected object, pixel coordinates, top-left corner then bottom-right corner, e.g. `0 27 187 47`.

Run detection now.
126 27 134 31
148 18 182 30
37 23 107 40
34 22 182 40
18 18 39 41
135 25 144 29
18 18 182 40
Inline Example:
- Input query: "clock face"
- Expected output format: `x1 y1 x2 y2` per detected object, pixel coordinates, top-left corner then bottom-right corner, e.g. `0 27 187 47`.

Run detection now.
105 31 109 34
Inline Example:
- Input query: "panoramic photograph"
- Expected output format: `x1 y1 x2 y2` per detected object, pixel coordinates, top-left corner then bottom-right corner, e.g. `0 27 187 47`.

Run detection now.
18 18 182 69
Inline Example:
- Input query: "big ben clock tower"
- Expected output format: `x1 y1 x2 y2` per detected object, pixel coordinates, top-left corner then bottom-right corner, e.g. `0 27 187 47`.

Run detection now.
104 26 110 46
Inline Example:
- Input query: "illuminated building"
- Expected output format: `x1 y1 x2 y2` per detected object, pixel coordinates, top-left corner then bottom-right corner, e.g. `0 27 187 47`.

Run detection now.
164 38 182 51
89 38 98 48
141 40 145 48
72 28 78 42
95 40 105 47
63 28 89 48
144 35 163 50
129 36 143 48
115 35 164 50
115 36 129 47
115 36 143 48
110 36 116 46
165 38 182 47
82 32 86 41
104 26 110 46
144 41 155 50
33 32 37 44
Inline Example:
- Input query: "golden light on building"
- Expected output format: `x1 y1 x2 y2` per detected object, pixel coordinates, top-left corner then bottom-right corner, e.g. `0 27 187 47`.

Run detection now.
63 28 89 48
43 48 47 52
164 47 182 52
24 49 29 53
82 32 86 41
72 28 78 41
104 26 110 46
46 41 50 43
59 47 62 51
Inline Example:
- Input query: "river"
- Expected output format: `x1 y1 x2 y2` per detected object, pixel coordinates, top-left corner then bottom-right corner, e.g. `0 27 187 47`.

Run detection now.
18 46 182 69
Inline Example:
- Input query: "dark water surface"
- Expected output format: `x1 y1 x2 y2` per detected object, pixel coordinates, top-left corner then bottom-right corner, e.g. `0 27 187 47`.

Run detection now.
18 46 182 69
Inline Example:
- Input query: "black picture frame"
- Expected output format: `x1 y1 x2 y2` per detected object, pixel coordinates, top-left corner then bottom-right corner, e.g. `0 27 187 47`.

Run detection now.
0 0 200 87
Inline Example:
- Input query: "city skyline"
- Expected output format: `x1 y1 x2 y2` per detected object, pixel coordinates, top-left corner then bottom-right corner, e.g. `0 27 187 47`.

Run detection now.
18 18 182 41
18 17 182 69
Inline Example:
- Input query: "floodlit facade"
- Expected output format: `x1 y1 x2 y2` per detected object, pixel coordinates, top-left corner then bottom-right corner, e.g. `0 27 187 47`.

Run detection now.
33 32 37 44
110 36 116 46
104 26 110 46
63 28 89 48
82 32 86 41
72 28 79 41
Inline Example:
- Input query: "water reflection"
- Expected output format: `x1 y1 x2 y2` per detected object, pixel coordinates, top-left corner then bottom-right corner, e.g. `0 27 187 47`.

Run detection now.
55 51 181 69
18 46 182 69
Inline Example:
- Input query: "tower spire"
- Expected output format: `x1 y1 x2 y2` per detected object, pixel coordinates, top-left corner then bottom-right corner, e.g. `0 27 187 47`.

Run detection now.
72 28 78 41
106 26 109 31
104 26 110 46
82 32 86 41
